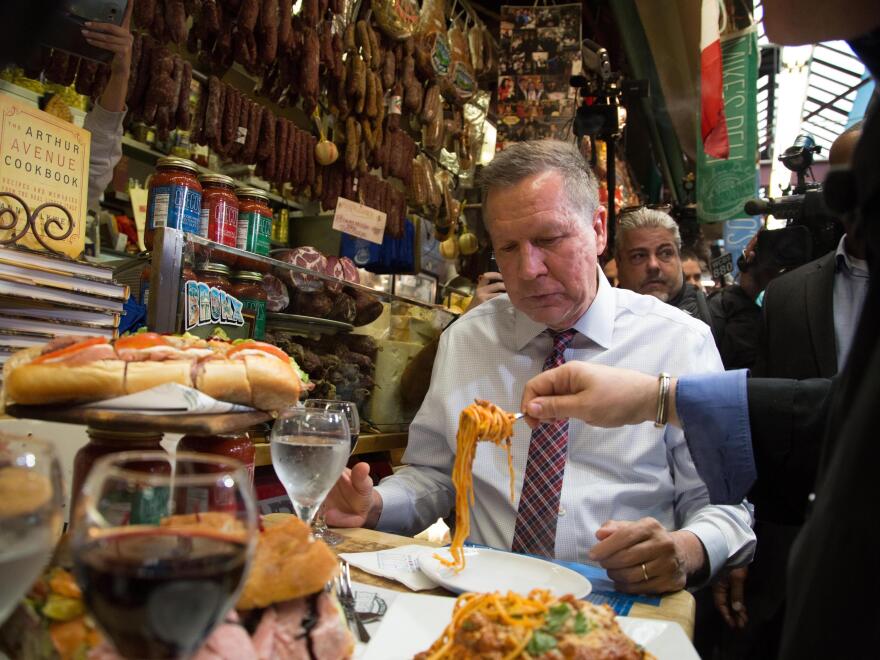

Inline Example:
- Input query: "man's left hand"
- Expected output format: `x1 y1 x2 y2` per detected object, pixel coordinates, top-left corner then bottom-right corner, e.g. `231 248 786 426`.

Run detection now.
588 518 704 594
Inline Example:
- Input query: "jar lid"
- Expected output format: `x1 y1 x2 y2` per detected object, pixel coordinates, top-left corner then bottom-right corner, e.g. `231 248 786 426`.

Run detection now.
236 186 270 201
199 173 235 187
198 262 233 276
86 428 165 442
232 270 264 282
156 156 199 173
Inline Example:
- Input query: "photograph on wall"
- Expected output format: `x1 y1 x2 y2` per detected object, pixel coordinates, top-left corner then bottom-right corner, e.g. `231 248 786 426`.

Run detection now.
496 4 582 150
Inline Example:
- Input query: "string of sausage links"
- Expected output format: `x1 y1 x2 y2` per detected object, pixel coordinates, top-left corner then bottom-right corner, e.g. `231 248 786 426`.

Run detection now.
436 399 517 573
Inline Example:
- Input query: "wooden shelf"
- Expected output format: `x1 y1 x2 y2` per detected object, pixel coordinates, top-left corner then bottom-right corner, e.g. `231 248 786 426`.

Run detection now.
253 432 408 467
121 136 303 212
6 404 272 434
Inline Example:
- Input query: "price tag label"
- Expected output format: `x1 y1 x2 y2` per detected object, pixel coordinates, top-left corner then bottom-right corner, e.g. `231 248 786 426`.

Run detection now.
710 252 734 279
332 197 387 245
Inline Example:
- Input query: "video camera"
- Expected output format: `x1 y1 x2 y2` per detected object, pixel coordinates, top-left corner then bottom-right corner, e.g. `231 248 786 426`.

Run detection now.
569 39 648 141
743 134 842 259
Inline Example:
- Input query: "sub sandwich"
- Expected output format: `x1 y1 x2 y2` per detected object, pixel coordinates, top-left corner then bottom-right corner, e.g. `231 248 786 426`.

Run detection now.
2 333 306 412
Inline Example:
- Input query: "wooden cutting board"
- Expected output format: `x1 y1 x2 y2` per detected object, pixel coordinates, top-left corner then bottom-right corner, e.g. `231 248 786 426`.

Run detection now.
6 404 272 434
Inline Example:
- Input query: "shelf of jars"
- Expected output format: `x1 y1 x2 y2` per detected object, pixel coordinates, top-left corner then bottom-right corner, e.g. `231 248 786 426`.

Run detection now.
121 135 304 212
143 227 456 334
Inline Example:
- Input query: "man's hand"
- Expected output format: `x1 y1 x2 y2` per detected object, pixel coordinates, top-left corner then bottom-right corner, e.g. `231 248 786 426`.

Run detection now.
82 0 134 112
713 566 749 629
323 462 383 529
466 272 506 312
587 518 705 594
520 362 679 429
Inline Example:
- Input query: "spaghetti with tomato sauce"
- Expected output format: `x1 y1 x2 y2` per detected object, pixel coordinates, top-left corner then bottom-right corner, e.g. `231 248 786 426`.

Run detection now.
437 400 517 573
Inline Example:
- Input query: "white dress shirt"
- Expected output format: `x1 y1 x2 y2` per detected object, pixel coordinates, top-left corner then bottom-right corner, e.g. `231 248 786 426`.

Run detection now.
376 269 756 578
833 235 869 369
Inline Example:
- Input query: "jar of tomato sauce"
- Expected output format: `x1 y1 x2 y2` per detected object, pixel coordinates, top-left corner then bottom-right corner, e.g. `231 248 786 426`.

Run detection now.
195 262 232 291
145 157 202 250
229 271 267 339
236 188 272 257
178 431 256 512
72 428 165 514
178 431 255 481
199 174 239 248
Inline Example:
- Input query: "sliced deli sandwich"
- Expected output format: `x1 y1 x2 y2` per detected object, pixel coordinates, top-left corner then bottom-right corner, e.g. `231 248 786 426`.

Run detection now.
3 334 304 411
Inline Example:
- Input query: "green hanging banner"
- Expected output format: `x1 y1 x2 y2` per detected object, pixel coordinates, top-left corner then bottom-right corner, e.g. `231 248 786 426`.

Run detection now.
697 30 759 223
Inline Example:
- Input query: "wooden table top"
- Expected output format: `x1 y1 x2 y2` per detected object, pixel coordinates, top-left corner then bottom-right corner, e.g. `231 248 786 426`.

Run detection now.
331 527 696 640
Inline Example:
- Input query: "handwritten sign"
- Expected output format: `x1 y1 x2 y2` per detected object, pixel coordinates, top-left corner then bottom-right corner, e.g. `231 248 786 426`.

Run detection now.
0 93 90 257
332 196 387 245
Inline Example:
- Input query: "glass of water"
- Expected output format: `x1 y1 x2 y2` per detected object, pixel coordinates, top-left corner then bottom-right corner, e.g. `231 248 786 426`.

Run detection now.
302 400 360 545
270 408 350 528
0 434 63 624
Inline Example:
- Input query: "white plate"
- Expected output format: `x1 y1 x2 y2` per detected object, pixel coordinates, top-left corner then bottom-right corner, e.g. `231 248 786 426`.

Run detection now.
360 593 698 660
418 546 591 599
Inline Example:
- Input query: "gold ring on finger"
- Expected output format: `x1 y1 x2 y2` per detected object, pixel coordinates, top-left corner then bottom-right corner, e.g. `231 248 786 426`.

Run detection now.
641 563 649 582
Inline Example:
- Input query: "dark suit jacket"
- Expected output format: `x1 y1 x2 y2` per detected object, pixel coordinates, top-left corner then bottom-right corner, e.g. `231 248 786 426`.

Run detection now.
755 250 838 379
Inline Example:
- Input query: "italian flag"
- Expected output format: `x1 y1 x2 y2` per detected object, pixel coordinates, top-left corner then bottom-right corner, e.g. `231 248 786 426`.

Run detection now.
700 0 730 159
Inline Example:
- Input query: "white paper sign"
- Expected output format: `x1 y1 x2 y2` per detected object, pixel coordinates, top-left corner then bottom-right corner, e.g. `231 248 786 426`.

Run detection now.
332 197 387 245
77 383 256 415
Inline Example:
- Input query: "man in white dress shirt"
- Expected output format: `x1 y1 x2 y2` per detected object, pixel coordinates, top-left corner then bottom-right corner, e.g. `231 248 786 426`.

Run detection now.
326 140 755 594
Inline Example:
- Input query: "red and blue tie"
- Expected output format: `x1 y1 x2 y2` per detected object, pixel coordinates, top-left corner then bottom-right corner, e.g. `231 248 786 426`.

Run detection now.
511 328 577 558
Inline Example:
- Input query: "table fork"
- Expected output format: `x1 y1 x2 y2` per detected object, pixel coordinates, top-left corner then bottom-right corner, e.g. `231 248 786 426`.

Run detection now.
337 561 371 643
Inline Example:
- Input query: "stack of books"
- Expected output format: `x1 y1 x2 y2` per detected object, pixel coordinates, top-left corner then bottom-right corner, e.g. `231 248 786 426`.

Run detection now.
0 245 128 380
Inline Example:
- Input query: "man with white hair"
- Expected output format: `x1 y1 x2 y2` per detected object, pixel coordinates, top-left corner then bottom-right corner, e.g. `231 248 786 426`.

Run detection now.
326 140 754 594
615 208 714 327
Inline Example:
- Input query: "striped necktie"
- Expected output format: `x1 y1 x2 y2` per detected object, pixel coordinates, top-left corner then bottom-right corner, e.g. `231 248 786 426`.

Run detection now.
511 328 577 558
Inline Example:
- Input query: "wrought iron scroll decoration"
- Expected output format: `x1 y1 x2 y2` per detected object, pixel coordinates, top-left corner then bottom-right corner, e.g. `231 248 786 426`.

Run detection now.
0 191 74 255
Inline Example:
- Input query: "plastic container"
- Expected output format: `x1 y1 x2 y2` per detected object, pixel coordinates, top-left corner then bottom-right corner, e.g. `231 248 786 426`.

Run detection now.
199 174 239 248
145 157 202 250
229 271 267 340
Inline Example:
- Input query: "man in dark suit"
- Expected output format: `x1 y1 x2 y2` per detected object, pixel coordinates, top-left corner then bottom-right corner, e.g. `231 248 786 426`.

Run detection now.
720 123 868 660
756 124 865 381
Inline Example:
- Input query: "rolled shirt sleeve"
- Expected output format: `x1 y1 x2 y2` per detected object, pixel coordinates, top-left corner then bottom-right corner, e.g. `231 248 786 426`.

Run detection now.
677 369 757 505
84 103 126 212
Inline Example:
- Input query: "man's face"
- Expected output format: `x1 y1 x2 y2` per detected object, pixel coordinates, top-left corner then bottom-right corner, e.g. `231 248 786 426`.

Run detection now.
616 227 684 302
485 171 607 330
682 258 703 291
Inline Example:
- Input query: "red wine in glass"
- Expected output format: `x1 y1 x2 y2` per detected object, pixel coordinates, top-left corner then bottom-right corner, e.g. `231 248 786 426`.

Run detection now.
75 528 247 659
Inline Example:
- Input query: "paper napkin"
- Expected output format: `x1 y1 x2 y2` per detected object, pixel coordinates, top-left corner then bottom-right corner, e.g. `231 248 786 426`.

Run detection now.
340 544 440 592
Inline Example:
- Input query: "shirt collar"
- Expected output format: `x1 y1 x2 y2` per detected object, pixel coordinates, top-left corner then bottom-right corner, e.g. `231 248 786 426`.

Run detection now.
835 234 869 276
513 267 615 351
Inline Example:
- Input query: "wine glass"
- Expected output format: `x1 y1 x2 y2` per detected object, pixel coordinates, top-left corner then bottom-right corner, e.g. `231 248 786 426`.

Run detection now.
302 399 360 545
71 451 257 659
0 434 63 624
270 408 350 530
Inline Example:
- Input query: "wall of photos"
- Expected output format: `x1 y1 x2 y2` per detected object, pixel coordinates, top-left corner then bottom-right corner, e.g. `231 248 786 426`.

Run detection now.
496 3 583 149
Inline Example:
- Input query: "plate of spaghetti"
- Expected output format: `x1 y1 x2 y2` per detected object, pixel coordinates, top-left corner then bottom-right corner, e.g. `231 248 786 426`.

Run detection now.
361 590 697 660
419 546 591 599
